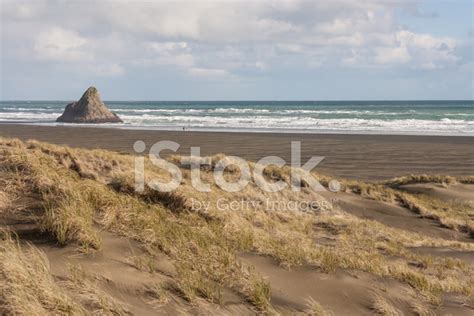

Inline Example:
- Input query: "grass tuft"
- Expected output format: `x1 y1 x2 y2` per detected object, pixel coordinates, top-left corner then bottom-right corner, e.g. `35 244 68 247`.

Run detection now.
0 231 82 315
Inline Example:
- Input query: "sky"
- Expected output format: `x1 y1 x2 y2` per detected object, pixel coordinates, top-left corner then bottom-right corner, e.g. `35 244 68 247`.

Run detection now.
1 0 473 100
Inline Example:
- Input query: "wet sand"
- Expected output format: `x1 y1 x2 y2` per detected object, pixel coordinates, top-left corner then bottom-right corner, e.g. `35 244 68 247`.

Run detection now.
1 124 473 180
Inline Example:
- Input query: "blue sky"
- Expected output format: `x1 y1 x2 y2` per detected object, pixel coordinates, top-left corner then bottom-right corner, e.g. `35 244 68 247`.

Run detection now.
1 0 473 100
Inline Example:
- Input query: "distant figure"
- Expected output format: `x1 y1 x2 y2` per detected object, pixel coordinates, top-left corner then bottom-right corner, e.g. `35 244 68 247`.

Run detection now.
183 126 185 131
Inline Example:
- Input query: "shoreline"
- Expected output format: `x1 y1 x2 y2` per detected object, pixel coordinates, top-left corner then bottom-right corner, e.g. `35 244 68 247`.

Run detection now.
1 121 474 137
1 123 473 181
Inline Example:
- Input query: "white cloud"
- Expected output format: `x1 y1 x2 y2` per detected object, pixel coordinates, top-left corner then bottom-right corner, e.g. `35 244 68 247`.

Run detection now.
396 30 453 51
1 0 467 80
139 41 195 68
395 30 458 67
139 54 195 68
34 27 91 61
14 4 36 18
255 61 268 71
188 67 231 78
315 18 354 35
89 63 125 77
149 42 189 54
276 43 304 53
370 30 457 68
374 46 411 64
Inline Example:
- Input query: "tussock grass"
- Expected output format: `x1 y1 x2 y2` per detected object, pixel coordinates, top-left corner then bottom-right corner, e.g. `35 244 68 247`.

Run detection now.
145 282 170 305
108 174 191 212
458 176 474 184
408 294 436 316
384 175 458 187
370 293 401 316
0 191 12 211
1 141 101 250
343 181 398 203
340 176 474 236
398 192 474 236
41 189 100 251
62 265 131 315
305 297 332 316
0 231 82 315
384 174 474 186
127 254 158 273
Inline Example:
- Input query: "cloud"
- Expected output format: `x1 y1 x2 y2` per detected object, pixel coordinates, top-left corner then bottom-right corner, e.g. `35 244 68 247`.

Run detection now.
135 41 195 69
34 27 91 61
89 63 125 77
188 67 231 78
1 0 469 82
276 43 304 54
374 46 411 64
148 42 189 54
138 54 195 68
396 30 458 66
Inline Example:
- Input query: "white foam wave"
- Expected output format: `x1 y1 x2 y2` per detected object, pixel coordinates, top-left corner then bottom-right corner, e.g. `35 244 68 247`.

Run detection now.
115 114 473 133
112 108 181 113
1 106 473 134
213 108 270 113
0 112 61 120
1 107 59 111
109 108 417 116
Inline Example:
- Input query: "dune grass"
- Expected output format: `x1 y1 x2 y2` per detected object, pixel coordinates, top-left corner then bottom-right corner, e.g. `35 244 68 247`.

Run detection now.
339 175 474 236
384 174 474 186
1 137 473 314
370 293 402 316
0 231 83 315
61 265 131 315
305 297 333 316
397 192 474 236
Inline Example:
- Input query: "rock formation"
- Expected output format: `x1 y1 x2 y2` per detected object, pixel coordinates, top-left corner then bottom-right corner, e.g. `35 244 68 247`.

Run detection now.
56 87 122 123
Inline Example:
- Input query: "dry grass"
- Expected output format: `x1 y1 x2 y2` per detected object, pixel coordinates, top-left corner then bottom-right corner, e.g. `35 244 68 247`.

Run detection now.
1 137 473 314
409 297 436 316
384 174 474 186
305 297 332 316
338 176 474 236
370 293 401 316
145 282 170 305
1 141 101 250
0 231 82 315
62 265 131 315
0 191 11 211
127 254 158 273
0 230 130 315
397 193 474 236
383 175 458 187
342 181 398 203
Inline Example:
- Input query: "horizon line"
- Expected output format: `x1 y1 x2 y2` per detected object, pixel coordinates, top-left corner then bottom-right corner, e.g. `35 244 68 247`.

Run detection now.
1 99 473 102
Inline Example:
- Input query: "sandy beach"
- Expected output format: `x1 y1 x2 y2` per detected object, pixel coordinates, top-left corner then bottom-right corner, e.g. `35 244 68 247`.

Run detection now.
1 124 473 181
2 0 474 314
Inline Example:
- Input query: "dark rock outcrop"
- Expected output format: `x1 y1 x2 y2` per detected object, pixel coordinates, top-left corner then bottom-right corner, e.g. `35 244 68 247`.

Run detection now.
57 87 122 123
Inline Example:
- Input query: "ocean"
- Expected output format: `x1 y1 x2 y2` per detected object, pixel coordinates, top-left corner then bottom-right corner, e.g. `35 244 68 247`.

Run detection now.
1 100 473 135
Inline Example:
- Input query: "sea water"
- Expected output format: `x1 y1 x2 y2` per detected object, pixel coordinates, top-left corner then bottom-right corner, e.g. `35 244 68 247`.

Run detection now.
1 100 473 135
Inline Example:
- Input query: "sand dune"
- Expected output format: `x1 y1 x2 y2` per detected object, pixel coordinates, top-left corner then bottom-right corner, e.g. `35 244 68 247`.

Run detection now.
399 183 474 203
322 191 472 242
1 136 473 315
